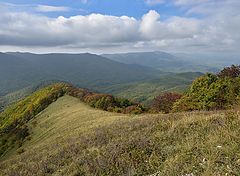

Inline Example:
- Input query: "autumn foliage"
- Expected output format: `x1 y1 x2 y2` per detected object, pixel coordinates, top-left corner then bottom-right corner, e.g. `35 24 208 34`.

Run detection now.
151 92 182 113
217 65 240 78
67 86 145 114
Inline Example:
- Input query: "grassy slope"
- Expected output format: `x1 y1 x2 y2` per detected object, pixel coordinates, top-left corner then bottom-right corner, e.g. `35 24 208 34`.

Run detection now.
0 96 240 175
0 83 69 157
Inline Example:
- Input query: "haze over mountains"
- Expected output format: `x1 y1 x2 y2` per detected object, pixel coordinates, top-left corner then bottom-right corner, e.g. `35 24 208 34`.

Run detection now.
0 50 238 110
0 52 158 95
0 51 185 94
103 51 219 73
104 51 240 72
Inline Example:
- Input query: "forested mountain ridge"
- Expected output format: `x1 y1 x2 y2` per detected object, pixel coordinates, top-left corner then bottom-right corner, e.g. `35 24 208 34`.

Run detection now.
0 52 203 109
103 51 219 72
0 52 160 96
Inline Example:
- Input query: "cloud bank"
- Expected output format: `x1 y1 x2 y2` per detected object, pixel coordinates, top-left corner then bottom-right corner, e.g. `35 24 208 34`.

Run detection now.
0 0 239 53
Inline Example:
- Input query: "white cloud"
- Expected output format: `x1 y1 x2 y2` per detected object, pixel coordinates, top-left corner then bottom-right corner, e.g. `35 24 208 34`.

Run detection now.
144 0 165 6
0 12 139 47
0 0 240 54
173 0 212 6
36 5 70 12
140 10 201 40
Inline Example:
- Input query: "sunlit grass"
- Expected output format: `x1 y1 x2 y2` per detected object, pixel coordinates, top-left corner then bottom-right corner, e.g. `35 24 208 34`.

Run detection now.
0 96 239 175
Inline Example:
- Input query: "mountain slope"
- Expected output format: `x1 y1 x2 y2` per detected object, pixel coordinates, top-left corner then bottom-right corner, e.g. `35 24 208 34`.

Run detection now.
0 81 59 112
0 95 239 175
103 51 218 73
0 53 46 96
0 52 160 96
101 72 203 103
0 52 203 109
0 83 147 157
174 52 240 68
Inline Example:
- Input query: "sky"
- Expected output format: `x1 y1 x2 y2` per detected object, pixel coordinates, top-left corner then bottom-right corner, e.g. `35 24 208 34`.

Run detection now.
0 0 240 54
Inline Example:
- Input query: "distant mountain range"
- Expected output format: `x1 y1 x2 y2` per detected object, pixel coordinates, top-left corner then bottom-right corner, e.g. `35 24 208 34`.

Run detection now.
0 52 160 96
102 51 220 73
1 51 237 109
0 56 239 176
173 52 240 68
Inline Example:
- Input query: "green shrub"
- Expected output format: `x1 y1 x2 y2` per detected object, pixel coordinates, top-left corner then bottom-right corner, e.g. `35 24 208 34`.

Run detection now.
173 71 240 112
116 98 133 108
94 96 115 110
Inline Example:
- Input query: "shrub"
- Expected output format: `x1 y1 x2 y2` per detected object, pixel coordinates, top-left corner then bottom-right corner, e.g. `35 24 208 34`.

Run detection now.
151 92 182 113
124 105 145 114
111 107 123 113
217 64 240 78
67 87 90 101
82 93 114 110
67 86 146 113
173 69 240 112
116 98 133 108
94 96 115 110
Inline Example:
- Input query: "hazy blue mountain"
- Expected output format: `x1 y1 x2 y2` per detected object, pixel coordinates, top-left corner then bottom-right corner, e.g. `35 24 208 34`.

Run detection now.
102 51 219 73
173 52 240 68
0 52 161 96
0 53 46 96
0 52 205 109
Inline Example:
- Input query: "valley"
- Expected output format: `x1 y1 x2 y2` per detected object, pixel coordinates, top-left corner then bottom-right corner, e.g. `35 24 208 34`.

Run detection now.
0 52 205 110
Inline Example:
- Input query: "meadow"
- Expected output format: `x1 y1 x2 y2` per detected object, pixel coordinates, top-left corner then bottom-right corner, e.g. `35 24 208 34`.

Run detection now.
0 96 239 175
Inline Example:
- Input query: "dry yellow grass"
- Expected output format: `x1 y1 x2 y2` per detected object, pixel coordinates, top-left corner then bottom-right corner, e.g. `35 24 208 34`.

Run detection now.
0 96 239 176
26 96 136 148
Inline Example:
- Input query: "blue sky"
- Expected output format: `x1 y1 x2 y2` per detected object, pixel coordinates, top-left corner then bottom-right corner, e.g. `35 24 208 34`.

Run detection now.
0 0 186 19
0 0 239 54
